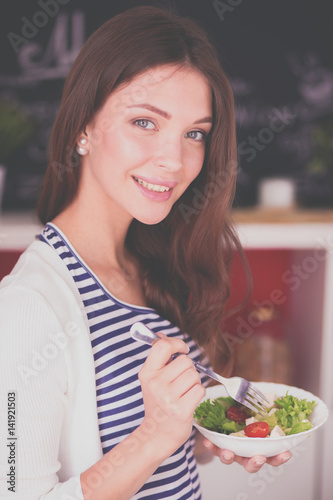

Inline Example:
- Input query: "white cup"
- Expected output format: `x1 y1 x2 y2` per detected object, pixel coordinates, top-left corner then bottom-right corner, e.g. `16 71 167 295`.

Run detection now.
258 177 295 208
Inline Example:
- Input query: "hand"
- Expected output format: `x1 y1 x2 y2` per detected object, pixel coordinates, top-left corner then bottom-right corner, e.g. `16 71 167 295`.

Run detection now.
202 439 292 473
138 333 206 454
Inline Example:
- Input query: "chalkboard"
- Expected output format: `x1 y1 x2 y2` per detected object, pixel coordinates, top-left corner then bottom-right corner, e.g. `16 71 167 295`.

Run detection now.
1 0 333 210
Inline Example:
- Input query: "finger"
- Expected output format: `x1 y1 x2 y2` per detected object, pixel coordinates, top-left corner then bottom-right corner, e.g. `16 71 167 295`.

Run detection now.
234 455 267 473
155 383 204 420
162 353 196 383
178 383 206 413
202 445 267 472
218 448 235 465
143 335 190 371
202 442 235 465
161 383 204 418
266 451 292 467
169 366 202 399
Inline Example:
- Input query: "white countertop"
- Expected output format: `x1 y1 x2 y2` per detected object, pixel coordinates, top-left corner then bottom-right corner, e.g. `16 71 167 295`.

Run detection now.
1 209 333 251
0 212 42 250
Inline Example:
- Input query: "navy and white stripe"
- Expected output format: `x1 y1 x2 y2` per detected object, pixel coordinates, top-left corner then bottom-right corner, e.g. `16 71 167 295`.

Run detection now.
39 223 209 500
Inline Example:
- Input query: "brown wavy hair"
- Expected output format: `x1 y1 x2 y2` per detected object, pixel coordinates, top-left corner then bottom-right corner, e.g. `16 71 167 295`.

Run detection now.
37 6 245 373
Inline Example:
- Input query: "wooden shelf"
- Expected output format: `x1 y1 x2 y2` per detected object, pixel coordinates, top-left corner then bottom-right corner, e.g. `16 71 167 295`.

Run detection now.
232 207 333 224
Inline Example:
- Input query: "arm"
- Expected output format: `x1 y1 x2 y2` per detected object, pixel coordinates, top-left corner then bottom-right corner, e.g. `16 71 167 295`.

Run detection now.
0 287 204 499
80 333 205 499
0 287 83 499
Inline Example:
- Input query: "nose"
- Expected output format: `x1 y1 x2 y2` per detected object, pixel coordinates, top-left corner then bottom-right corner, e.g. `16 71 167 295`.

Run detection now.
154 135 183 172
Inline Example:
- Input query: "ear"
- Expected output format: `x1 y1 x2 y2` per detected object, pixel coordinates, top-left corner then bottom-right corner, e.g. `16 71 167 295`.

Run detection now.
76 133 89 156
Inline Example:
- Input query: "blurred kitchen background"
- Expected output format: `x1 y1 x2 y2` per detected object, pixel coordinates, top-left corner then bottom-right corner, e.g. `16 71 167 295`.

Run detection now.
0 0 333 211
1 1 333 499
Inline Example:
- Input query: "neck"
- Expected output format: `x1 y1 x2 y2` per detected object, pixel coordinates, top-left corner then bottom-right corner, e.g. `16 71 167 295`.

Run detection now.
51 188 133 272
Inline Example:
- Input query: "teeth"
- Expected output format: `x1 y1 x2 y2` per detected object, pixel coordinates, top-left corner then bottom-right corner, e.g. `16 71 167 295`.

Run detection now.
134 177 171 192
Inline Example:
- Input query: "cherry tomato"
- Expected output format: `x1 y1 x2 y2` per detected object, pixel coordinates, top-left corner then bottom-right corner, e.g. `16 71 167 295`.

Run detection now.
226 406 248 424
244 421 269 438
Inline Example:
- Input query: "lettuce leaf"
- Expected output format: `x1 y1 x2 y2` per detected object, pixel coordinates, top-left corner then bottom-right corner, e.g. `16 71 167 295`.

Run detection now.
193 397 245 434
287 421 313 435
255 412 278 430
193 392 316 437
274 393 316 432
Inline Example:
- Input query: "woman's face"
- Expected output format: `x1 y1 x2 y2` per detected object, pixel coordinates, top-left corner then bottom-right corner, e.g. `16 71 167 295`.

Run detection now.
81 64 213 225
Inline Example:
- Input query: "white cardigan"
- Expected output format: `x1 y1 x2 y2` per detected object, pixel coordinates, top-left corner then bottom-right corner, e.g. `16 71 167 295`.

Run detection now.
0 239 104 499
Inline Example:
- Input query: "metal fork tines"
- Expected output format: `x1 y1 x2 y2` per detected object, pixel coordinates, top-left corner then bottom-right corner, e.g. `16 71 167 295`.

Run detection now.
242 384 270 415
130 322 270 416
194 363 270 416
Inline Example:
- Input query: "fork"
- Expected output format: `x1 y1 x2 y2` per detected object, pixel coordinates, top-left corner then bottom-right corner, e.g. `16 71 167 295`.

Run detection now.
130 322 270 416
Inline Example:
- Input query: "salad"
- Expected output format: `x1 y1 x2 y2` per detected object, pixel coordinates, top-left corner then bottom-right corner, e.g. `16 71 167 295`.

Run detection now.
193 392 316 438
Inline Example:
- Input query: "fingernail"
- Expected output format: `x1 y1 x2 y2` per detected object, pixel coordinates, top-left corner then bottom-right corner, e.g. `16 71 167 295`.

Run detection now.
222 452 233 461
203 439 212 449
255 459 266 466
281 453 291 463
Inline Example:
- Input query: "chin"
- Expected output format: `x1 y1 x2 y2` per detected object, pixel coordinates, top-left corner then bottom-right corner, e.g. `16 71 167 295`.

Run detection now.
134 212 169 226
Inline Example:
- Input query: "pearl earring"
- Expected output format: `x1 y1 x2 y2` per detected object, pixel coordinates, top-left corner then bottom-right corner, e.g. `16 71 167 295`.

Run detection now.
76 137 88 155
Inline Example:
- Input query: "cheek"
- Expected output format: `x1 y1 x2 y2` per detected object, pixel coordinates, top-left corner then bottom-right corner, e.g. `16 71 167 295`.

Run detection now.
185 148 205 181
89 119 116 148
102 130 150 164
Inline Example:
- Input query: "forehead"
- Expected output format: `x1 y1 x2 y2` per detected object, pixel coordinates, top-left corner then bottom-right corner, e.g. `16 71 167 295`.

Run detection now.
105 64 212 114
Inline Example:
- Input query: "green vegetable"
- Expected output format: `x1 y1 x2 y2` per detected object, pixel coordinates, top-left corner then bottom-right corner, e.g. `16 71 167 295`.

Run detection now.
255 412 278 431
222 420 244 433
215 396 235 410
193 392 316 437
287 421 313 435
274 393 316 433
193 397 245 435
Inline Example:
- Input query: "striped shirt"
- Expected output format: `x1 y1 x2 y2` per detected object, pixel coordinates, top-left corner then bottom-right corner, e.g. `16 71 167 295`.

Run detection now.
39 223 209 500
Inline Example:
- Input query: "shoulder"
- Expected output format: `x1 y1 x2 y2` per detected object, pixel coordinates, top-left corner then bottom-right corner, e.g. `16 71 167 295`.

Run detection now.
0 240 88 347
1 239 75 293
0 240 90 384
1 239 84 316
0 241 69 343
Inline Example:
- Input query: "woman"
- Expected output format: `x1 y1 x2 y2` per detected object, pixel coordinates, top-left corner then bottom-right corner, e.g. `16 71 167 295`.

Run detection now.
0 6 291 499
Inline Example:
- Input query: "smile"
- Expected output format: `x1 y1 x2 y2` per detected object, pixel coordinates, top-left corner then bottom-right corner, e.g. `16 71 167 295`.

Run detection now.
133 176 171 193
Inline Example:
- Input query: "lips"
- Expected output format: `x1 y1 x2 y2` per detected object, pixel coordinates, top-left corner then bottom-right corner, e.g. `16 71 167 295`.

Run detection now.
132 175 176 201
133 176 171 193
133 175 177 189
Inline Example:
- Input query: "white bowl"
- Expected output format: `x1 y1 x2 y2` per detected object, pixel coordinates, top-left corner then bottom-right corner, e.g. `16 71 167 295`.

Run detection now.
193 382 329 457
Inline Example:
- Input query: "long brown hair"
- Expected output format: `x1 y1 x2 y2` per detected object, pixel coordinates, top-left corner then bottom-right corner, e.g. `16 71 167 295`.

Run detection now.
37 6 245 372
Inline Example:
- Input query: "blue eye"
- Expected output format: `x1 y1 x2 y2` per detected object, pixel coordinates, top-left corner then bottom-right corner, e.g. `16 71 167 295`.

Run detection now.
134 119 155 129
186 130 206 141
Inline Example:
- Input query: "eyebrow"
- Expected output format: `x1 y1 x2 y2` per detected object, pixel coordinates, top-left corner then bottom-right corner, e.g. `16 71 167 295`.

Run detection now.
126 103 213 124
